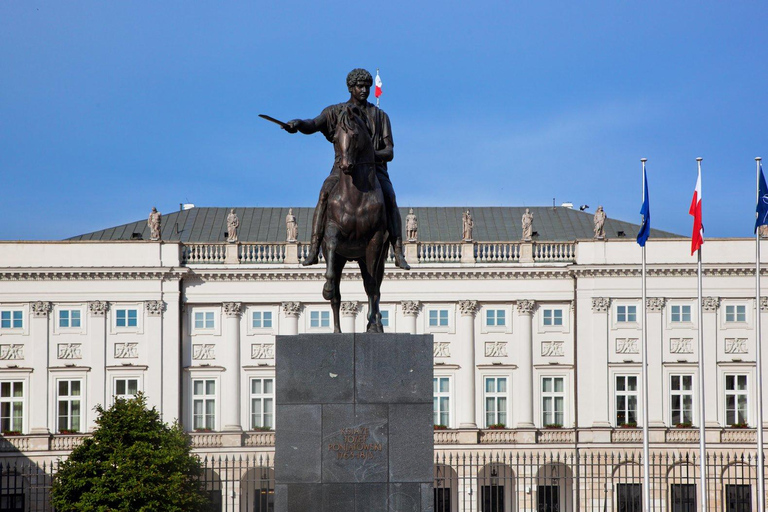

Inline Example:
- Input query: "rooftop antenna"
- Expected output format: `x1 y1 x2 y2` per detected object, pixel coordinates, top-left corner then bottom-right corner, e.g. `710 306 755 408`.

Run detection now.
552 198 556 210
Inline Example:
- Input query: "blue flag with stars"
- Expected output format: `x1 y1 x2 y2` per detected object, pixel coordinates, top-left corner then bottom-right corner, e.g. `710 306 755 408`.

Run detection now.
756 163 768 233
637 168 650 246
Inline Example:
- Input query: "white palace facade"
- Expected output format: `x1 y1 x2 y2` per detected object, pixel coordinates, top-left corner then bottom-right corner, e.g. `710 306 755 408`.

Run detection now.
0 206 766 511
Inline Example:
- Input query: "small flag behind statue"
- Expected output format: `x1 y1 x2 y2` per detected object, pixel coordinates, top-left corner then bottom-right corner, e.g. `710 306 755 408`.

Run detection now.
375 69 383 99
689 165 703 255
755 162 768 233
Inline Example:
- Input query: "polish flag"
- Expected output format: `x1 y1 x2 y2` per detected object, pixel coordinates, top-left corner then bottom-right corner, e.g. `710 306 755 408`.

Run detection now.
374 70 382 98
689 166 703 255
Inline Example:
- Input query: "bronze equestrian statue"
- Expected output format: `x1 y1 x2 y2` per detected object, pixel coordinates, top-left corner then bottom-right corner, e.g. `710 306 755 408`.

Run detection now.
274 68 410 333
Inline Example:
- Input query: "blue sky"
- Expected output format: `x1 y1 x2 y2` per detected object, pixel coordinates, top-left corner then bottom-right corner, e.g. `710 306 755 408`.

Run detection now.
1 1 766 240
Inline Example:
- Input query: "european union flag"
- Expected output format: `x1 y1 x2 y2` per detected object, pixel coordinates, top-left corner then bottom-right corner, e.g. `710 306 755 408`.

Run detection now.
637 169 650 246
755 163 768 233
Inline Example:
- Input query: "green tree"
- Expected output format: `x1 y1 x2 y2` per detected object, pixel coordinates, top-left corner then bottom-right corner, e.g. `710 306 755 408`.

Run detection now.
51 393 209 512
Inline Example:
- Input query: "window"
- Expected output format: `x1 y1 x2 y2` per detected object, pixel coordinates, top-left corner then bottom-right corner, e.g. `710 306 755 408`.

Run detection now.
616 483 642 512
115 308 138 328
113 378 139 401
429 309 449 327
537 485 559 512
57 380 82 433
380 310 389 327
193 379 216 430
542 377 564 426
484 377 507 427
616 305 637 323
310 311 330 328
670 375 694 425
250 378 274 429
671 305 691 323
616 376 638 426
0 310 23 330
725 305 746 323
543 309 563 326
485 309 506 327
725 485 751 512
433 377 450 427
725 374 748 426
194 311 215 330
58 309 81 328
0 382 23 433
670 484 696 512
483 485 505 512
252 311 273 329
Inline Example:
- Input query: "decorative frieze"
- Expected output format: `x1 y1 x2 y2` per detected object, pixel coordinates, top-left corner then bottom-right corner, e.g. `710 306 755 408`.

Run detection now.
114 342 138 359
616 338 639 354
340 302 359 316
541 341 564 357
251 344 275 359
725 338 748 354
484 341 507 357
646 298 666 311
702 297 720 311
591 297 610 313
145 300 165 316
281 301 302 317
222 302 242 317
516 300 535 315
670 338 693 354
0 344 24 360
31 301 52 317
88 301 109 316
458 300 478 316
192 344 215 360
433 342 450 358
400 300 420 316
57 343 82 359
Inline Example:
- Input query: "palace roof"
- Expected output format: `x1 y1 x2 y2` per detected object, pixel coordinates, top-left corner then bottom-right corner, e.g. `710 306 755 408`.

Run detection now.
68 206 680 243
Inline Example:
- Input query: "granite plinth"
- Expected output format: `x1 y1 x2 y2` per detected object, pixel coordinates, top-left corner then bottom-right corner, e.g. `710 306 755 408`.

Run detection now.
275 333 433 512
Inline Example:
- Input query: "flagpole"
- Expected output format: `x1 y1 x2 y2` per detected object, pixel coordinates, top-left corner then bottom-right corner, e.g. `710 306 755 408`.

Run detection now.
695 157 708 512
755 156 765 512
639 159 651 512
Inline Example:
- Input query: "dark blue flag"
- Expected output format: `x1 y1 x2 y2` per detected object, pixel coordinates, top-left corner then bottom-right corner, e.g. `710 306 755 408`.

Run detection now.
637 169 650 246
755 163 768 233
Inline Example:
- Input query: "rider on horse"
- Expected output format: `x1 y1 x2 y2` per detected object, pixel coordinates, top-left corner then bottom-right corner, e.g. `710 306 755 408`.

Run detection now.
284 68 410 271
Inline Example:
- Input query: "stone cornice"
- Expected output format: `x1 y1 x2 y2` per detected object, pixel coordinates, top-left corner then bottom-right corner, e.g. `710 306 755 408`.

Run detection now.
186 268 573 282
0 268 188 281
573 265 763 278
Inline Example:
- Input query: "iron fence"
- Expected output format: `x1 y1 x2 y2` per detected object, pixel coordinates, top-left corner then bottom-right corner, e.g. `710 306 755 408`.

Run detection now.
0 451 764 511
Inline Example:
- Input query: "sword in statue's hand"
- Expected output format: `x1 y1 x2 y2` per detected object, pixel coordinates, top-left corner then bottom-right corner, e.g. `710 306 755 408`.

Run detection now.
259 114 296 133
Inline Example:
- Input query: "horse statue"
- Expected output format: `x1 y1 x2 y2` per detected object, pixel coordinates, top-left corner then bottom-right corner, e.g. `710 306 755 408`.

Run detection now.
321 104 389 333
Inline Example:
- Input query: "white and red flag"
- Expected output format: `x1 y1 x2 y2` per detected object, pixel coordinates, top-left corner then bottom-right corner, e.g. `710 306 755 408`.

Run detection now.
689 165 704 254
374 70 382 98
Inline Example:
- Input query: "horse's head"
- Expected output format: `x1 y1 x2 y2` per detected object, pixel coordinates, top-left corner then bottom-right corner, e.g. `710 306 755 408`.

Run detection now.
336 105 370 175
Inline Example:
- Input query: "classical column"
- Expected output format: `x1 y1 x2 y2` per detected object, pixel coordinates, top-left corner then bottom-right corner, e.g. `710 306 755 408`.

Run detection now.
281 302 302 335
646 298 666 427
88 301 109 431
401 300 420 335
516 300 536 428
221 302 242 432
28 301 52 434
340 302 359 333
144 300 164 413
702 297 720 427
590 297 612 427
457 300 478 428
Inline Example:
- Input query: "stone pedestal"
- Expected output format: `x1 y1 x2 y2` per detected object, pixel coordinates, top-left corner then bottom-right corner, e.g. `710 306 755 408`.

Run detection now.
275 333 434 512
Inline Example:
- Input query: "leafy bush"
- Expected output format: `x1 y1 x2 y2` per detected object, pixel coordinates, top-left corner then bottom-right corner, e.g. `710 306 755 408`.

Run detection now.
51 393 209 512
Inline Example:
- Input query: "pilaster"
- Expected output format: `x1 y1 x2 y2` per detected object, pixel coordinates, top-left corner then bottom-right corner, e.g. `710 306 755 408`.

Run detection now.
646 298 666 427
144 299 165 414
281 302 302 335
340 302 359 333
590 297 611 427
88 300 109 431
457 300 478 428
222 302 242 432
702 297 720 427
28 301 52 434
401 301 420 335
516 299 535 428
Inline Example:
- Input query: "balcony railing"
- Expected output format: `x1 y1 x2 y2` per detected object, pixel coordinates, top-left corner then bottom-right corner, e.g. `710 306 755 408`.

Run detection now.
181 241 578 265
